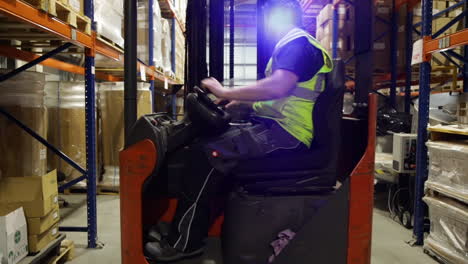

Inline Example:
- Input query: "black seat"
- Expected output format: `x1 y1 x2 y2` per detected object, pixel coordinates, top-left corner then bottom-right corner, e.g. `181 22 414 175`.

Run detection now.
232 60 345 194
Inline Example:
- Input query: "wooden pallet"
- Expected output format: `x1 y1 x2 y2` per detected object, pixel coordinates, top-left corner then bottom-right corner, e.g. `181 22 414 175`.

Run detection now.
97 183 120 194
18 234 66 264
428 124 468 141
21 0 91 35
426 184 468 205
96 34 124 50
48 240 75 264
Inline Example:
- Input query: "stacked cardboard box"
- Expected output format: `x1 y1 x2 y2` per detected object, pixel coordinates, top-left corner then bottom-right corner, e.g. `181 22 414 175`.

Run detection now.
374 1 392 72
175 20 185 82
316 4 354 60
0 207 28 264
137 0 163 68
316 0 393 72
412 1 464 67
0 171 60 253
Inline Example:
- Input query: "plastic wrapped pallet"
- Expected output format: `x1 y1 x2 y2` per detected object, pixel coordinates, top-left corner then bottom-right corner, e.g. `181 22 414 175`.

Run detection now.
426 140 468 202
423 195 468 263
161 18 173 75
98 82 152 191
95 0 124 47
175 20 185 82
137 0 163 68
45 82 86 184
0 72 47 178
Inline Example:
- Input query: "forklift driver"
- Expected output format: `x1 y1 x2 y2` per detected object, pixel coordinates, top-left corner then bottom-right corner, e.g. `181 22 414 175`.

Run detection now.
144 0 333 261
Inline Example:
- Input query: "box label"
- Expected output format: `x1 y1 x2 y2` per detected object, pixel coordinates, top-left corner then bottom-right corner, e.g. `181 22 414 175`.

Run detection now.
338 7 346 15
377 7 390 15
40 149 46 160
374 42 386 50
140 68 146 81
411 39 424 65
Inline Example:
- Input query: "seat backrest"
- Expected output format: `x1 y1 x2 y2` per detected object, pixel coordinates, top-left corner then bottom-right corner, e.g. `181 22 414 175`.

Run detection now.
309 59 345 172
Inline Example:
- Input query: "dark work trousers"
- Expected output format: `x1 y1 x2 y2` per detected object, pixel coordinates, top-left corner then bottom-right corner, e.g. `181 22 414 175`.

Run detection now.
166 118 307 252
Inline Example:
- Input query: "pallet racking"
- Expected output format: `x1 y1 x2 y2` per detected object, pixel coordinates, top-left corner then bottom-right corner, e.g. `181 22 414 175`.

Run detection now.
0 0 184 249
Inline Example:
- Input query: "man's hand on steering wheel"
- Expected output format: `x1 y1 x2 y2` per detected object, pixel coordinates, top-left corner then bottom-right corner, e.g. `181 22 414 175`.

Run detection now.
201 77 229 99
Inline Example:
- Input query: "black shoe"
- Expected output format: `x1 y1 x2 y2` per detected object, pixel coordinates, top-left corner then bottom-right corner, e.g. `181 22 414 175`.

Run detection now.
147 222 171 242
144 240 204 262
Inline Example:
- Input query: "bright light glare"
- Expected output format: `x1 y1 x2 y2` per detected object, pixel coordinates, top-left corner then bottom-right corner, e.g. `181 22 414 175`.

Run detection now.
266 7 295 34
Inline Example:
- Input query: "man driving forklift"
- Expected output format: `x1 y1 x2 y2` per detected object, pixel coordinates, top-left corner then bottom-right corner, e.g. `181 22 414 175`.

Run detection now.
144 0 333 261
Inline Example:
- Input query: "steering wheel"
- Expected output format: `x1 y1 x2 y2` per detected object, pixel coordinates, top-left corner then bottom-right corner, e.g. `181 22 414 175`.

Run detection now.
185 86 231 136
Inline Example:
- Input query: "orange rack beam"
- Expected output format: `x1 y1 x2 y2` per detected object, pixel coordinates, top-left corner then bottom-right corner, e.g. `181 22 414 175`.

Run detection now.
424 29 468 57
0 45 122 82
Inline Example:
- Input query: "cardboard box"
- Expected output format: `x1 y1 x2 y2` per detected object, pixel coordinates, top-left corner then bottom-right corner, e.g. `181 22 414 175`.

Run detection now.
375 4 391 19
447 1 463 18
433 17 463 35
0 171 58 218
317 4 352 27
321 20 349 40
28 224 59 253
27 206 60 235
0 207 28 264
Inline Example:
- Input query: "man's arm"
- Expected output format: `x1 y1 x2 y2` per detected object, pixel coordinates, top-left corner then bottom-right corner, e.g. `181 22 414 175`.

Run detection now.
201 69 299 101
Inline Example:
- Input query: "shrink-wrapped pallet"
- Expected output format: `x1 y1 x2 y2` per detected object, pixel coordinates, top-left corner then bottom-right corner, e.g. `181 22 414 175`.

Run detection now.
0 72 47 178
137 0 163 68
427 140 468 203
423 195 468 263
98 82 152 190
45 82 86 184
161 18 173 75
95 0 124 47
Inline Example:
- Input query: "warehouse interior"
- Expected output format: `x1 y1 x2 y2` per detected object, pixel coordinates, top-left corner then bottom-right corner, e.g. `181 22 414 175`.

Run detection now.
0 0 467 264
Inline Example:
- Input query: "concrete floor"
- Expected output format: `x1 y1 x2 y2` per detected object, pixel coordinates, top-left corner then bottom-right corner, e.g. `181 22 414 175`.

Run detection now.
60 194 438 264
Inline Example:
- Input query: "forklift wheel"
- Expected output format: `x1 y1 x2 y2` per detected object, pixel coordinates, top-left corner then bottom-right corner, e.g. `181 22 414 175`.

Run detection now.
400 211 413 229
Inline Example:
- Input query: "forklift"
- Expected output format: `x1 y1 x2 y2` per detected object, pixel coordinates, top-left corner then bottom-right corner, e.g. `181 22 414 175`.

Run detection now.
119 0 377 263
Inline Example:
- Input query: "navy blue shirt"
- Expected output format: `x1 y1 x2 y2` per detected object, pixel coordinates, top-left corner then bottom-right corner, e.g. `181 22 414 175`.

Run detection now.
272 37 324 82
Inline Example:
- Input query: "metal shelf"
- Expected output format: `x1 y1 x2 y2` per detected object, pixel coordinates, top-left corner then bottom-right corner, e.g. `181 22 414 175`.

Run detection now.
0 0 184 250
0 0 93 48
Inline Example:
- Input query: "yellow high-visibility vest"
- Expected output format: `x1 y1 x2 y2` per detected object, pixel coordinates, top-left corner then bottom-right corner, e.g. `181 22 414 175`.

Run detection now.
253 28 333 147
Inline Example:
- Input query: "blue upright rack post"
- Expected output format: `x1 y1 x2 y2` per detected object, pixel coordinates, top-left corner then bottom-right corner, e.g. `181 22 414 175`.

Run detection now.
149 0 155 109
413 0 433 246
464 1 468 93
84 0 98 249
390 0 398 109
405 8 413 113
